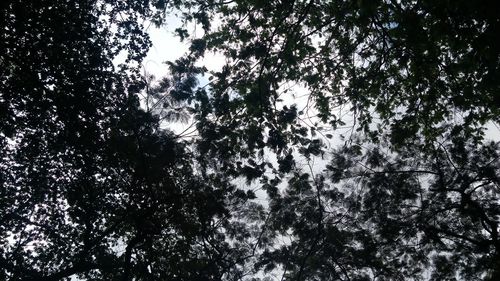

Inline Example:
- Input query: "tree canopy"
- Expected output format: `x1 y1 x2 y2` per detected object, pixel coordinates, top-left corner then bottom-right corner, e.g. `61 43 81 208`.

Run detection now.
1 0 499 280
1 1 251 280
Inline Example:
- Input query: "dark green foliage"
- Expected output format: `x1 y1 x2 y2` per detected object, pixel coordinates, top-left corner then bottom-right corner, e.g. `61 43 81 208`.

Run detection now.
0 1 248 280
167 0 500 280
176 0 500 145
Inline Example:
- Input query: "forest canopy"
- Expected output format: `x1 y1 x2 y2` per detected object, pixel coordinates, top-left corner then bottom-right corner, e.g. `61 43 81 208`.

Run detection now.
1 0 499 280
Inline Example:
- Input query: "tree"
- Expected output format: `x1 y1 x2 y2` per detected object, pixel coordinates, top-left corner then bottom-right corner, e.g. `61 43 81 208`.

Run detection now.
0 1 254 280
166 0 500 279
252 132 499 280
174 0 499 143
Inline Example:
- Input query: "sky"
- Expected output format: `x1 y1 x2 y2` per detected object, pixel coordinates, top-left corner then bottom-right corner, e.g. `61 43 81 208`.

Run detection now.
143 16 226 80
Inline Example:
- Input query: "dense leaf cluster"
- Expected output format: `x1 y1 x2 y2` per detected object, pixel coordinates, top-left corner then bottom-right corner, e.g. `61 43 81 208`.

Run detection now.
0 1 252 280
